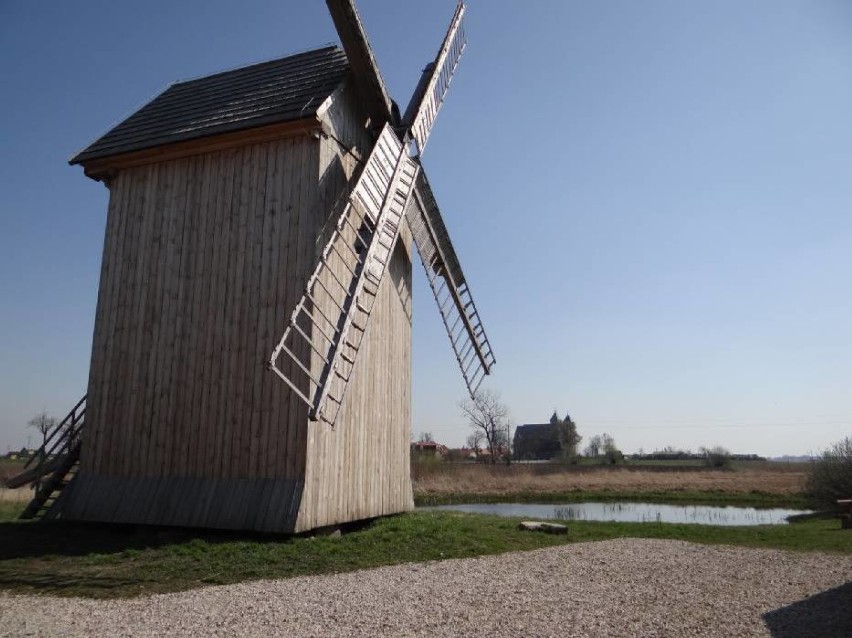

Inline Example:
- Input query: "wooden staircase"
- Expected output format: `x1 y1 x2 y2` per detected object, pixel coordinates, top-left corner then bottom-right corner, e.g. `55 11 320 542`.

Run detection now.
4 395 86 520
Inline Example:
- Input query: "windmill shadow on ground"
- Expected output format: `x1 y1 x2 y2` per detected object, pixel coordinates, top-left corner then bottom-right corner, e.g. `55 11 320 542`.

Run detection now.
762 581 852 637
0 520 288 562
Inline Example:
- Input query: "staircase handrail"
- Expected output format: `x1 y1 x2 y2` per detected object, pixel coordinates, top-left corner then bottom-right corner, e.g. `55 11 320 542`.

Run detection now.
21 394 86 473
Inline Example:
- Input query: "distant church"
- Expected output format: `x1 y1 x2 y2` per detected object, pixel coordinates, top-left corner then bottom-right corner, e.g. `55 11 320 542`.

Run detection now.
513 411 571 460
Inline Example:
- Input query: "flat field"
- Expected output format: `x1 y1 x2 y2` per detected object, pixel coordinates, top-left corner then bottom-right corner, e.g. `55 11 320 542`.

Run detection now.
412 461 807 507
0 459 25 481
0 488 30 503
3 460 806 506
0 461 29 504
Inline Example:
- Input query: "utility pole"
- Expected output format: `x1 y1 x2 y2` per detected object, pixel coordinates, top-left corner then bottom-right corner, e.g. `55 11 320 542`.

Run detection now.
506 422 512 465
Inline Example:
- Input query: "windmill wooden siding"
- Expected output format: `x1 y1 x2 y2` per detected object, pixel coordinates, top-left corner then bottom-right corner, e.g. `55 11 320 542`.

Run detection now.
62 53 413 532
298 85 413 530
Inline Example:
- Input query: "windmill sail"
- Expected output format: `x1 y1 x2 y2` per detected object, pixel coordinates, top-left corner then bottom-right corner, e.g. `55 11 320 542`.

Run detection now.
403 1 467 156
274 0 492 424
406 171 495 397
269 124 418 425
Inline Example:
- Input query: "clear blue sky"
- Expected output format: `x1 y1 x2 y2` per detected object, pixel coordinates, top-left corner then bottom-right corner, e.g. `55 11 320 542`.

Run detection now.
1 1 850 456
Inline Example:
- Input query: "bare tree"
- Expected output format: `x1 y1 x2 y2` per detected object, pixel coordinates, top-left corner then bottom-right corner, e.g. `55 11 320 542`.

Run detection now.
418 431 435 443
584 434 603 457
28 411 56 449
806 436 852 510
460 389 509 464
601 433 623 464
584 433 621 463
465 432 484 454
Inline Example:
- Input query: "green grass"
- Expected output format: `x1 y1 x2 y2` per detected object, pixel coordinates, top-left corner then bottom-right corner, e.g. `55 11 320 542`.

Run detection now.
623 459 707 467
0 502 25 521
415 489 810 509
0 505 847 600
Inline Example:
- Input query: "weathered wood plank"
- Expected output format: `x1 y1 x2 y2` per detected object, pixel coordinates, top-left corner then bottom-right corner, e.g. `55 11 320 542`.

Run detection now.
162 157 194 477
122 163 157 477
102 168 139 477
246 142 269 479
256 141 280 482
266 138 290 480
140 158 174 477
207 149 232 478
212 148 239 479
283 135 313 483
184 152 215 478
220 148 241 479
84 172 127 475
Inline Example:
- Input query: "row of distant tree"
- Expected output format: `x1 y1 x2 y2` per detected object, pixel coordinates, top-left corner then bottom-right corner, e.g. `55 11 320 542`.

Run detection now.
422 391 760 466
542 412 623 464
2 413 57 460
425 391 627 464
631 448 764 463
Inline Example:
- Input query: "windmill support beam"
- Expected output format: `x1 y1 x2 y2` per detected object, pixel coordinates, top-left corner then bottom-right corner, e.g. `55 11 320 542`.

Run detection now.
325 0 396 128
401 62 435 131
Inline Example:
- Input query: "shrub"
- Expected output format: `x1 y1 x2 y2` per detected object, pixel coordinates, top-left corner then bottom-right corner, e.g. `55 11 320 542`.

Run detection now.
604 448 624 465
700 445 732 468
806 436 852 511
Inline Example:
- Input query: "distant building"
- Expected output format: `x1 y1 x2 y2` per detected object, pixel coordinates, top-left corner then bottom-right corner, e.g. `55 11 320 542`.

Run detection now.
410 441 448 458
444 447 477 461
475 444 509 459
513 422 561 460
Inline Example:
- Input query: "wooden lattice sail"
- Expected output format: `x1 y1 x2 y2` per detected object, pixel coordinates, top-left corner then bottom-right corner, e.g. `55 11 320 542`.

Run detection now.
406 172 495 395
269 125 420 426
270 0 494 427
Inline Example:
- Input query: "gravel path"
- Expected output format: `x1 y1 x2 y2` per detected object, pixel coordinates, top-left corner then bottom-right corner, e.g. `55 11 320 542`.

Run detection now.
1 539 850 637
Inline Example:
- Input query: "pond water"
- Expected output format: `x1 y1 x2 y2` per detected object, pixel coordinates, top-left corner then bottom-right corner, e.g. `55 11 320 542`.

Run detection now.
424 502 812 526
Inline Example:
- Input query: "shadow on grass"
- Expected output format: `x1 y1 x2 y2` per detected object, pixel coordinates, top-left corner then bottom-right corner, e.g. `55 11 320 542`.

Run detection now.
0 519 293 561
0 515 384 598
0 572 144 595
762 581 852 637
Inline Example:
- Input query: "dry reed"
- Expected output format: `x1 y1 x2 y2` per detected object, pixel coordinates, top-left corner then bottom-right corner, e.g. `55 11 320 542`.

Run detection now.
413 463 805 496
0 487 31 503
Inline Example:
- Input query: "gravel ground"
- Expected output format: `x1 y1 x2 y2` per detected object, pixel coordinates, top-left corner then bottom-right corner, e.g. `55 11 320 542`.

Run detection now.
1 539 850 637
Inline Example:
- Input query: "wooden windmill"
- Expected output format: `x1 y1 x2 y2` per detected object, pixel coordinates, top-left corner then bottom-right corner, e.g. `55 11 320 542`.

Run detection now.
7 0 494 533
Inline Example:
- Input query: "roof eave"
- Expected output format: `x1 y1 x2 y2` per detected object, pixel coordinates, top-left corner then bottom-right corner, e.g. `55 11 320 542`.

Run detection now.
73 116 323 182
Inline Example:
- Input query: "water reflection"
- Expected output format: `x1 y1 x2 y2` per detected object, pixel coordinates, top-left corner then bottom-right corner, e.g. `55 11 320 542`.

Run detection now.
425 502 811 526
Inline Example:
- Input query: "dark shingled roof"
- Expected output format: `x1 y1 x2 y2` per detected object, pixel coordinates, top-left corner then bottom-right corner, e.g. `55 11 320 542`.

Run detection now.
71 45 348 165
514 423 554 434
